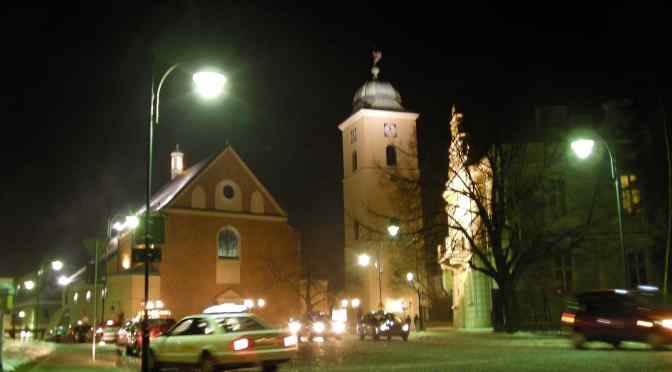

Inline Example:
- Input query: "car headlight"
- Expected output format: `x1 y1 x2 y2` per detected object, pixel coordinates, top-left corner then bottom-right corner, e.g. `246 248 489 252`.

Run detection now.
402 324 409 332
655 319 672 330
332 321 346 334
289 321 302 334
313 321 325 334
379 324 389 332
96 328 103 334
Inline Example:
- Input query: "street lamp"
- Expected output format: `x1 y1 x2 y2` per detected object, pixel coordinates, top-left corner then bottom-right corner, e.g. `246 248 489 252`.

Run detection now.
140 63 226 372
24 259 64 339
357 219 400 311
406 271 424 331
571 136 627 287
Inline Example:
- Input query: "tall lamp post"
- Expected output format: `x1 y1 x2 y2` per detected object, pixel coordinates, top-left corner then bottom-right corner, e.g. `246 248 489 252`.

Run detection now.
406 272 424 331
356 219 400 311
141 64 226 372
24 259 63 340
571 137 627 287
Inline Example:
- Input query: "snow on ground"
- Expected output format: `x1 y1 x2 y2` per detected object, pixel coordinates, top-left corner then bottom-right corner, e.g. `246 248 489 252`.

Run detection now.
2 338 54 371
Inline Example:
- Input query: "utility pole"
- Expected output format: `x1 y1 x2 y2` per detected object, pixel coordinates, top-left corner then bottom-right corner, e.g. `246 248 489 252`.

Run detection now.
92 240 99 361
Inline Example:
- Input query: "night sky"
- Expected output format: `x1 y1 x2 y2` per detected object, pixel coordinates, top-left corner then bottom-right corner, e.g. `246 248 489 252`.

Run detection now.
1 3 667 288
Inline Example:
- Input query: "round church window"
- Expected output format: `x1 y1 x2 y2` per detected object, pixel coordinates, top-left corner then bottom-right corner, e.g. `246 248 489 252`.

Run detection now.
223 185 235 199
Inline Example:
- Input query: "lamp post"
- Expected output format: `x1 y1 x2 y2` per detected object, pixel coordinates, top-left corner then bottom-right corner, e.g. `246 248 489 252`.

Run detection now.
357 218 400 311
406 272 424 331
141 64 226 372
571 137 627 287
25 259 63 340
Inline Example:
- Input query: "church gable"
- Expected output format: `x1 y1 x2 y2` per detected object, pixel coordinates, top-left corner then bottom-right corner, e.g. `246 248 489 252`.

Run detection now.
169 147 286 216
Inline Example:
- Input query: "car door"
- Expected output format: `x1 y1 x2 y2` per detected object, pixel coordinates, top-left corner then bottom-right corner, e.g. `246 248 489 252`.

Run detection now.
177 317 213 364
158 318 195 363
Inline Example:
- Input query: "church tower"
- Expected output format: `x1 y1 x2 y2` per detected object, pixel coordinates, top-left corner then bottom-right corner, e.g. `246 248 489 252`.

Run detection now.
339 51 422 315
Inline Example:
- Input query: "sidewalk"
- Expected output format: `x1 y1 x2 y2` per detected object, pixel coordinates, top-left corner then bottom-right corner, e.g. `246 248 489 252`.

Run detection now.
2 339 54 371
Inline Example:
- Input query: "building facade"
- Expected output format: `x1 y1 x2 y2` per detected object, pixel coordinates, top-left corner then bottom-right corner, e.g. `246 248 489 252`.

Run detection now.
62 146 303 328
340 55 424 316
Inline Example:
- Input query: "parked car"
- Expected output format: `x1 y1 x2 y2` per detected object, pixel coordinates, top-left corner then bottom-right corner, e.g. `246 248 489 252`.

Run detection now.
115 320 136 355
148 304 297 372
68 323 92 343
127 317 176 356
561 288 672 349
357 311 410 341
95 320 121 344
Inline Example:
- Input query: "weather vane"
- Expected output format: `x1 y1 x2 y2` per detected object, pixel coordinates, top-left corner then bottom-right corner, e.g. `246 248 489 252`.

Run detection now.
371 49 382 79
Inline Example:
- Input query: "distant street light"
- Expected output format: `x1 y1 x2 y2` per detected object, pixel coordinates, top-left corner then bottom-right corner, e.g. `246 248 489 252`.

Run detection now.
126 215 140 230
57 275 70 286
351 298 360 308
23 280 35 291
571 136 626 287
51 260 63 272
406 272 414 282
357 254 371 267
140 64 226 372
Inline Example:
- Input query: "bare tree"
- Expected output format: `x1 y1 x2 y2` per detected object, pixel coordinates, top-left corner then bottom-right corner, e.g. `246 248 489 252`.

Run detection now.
441 107 599 332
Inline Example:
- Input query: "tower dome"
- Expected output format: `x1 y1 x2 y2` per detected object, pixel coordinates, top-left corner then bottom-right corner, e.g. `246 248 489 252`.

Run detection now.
352 51 404 113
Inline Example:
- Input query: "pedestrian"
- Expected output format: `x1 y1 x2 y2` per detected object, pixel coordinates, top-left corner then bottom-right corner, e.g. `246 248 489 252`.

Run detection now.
405 314 411 327
413 314 420 331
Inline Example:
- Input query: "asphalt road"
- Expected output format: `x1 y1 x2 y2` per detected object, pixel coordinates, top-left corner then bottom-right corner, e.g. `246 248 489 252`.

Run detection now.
13 329 672 371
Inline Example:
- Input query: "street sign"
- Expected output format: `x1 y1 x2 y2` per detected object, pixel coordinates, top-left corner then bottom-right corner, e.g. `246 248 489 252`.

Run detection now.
133 213 165 246
132 248 162 264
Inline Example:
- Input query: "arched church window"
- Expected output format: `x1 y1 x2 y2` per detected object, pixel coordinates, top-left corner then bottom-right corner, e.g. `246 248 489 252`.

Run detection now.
218 227 240 259
352 151 358 172
386 145 397 167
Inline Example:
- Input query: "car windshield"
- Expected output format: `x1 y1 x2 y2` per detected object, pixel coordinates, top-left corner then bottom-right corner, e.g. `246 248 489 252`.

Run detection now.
215 316 266 333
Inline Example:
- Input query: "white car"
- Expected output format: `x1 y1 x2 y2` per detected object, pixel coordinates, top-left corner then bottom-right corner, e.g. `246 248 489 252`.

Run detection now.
148 305 297 372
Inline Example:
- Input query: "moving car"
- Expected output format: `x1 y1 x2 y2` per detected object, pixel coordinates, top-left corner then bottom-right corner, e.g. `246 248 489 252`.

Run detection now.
68 323 92 343
561 288 672 349
357 311 410 341
289 312 346 343
148 304 297 372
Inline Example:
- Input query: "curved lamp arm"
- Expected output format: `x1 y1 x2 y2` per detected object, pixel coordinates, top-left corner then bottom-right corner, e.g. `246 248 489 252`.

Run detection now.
154 63 182 126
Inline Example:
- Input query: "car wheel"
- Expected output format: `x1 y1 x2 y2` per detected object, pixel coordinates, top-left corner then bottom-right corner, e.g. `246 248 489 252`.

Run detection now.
648 333 666 351
373 331 380 341
610 340 622 349
387 333 392 341
571 331 587 349
402 333 408 341
200 353 216 372
262 364 279 372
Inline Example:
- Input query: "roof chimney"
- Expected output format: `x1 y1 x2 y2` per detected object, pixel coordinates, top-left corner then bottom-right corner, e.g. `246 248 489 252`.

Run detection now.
171 145 184 179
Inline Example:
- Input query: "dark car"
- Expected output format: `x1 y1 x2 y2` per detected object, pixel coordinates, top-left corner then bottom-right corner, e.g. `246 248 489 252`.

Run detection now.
561 288 672 349
357 311 410 341
68 323 93 343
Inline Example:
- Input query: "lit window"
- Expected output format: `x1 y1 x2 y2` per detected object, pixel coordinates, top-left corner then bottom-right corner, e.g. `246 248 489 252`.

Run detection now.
620 174 641 215
352 151 358 172
218 227 240 259
73 292 79 303
86 290 91 302
386 145 397 167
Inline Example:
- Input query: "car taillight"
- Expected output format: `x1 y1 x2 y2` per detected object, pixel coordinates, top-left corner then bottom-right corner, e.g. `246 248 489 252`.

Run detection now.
561 312 576 324
283 334 297 347
232 337 253 351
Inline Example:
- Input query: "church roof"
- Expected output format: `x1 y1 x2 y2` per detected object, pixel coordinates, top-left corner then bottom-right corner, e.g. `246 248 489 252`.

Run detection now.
137 152 217 215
